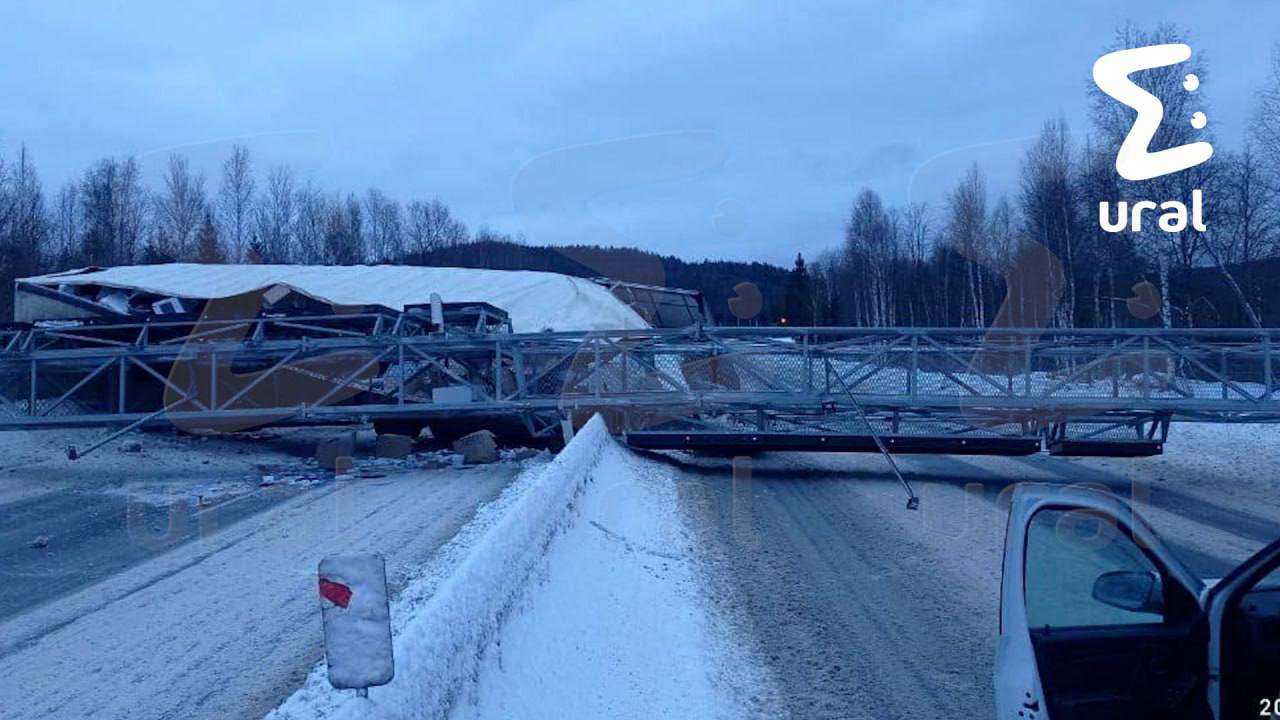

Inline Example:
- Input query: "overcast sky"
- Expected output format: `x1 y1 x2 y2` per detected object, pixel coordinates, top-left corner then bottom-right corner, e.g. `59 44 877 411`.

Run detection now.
0 1 1275 266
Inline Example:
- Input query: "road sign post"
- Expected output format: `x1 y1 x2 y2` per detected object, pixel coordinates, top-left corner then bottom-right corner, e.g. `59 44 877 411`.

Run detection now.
317 554 395 694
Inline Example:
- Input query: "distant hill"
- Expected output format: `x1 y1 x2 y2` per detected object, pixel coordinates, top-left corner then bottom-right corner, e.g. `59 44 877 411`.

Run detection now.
404 240 791 325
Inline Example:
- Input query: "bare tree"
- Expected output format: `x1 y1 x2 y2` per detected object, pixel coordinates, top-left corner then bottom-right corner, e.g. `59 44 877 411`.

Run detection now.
363 187 403 262
405 198 469 255
1253 43 1280 170
114 158 147 264
52 182 80 268
844 189 898 326
322 193 364 265
292 180 328 264
1213 145 1277 265
195 211 223 263
947 164 988 327
79 157 147 266
254 165 296 263
3 146 48 281
218 145 255 263
153 154 206 261
1021 118 1080 327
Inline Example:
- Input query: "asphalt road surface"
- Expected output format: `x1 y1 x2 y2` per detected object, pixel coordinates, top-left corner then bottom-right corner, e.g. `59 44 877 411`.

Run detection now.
669 447 1280 719
0 461 519 720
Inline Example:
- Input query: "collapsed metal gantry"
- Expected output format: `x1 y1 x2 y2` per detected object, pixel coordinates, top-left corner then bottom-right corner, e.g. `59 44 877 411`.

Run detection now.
1 314 1278 458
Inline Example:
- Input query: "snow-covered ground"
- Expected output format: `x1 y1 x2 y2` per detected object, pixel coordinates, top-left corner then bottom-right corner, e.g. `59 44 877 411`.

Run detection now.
3 419 1277 720
449 432 780 720
271 416 776 720
0 428 526 720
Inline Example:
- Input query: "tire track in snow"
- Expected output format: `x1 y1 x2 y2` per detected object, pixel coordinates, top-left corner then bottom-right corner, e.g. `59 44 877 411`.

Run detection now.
0 464 520 720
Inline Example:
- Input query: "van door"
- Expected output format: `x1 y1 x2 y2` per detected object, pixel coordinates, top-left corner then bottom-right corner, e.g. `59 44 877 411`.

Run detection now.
1204 537 1280 720
996 485 1209 720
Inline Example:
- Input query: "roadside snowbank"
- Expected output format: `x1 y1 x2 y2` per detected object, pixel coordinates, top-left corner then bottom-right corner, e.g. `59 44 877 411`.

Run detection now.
267 416 612 720
449 438 775 720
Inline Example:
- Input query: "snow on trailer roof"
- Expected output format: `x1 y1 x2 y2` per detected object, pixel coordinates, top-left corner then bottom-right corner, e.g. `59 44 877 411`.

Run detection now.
20 264 650 333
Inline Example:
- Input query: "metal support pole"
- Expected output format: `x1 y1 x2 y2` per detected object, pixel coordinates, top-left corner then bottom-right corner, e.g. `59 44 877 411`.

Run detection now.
1023 335 1032 397
804 333 813 394
909 335 918 398
592 341 601 397
118 356 128 414
1266 336 1274 399
493 342 501 401
28 359 36 416
1221 350 1228 400
1142 337 1151 399
210 351 218 410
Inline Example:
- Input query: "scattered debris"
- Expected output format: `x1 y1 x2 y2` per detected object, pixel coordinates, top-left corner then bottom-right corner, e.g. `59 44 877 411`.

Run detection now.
452 430 498 464
316 432 357 470
375 433 414 459
500 447 542 462
118 440 143 453
29 535 49 549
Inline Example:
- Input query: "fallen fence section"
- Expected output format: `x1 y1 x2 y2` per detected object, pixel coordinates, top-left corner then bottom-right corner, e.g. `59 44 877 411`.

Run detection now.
2 318 1278 456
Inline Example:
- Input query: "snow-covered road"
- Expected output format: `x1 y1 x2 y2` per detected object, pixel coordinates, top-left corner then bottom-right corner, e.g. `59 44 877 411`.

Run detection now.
0 459 520 720
4 422 1277 720
666 423 1280 719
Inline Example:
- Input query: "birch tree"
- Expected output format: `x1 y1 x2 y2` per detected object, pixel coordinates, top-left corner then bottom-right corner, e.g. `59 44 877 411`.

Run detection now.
218 145 255 263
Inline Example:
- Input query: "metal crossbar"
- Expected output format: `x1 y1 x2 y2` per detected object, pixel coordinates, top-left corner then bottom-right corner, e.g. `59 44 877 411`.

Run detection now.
0 321 1277 442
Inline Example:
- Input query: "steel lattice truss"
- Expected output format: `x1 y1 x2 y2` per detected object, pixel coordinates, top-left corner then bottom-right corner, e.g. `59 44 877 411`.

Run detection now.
1 317 1278 454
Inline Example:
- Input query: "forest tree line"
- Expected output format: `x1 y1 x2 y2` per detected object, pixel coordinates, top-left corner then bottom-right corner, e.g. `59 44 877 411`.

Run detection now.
0 136 794 322
795 26 1280 330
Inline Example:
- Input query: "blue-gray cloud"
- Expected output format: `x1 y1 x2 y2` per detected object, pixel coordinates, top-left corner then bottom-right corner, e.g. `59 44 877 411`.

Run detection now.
0 0 1272 265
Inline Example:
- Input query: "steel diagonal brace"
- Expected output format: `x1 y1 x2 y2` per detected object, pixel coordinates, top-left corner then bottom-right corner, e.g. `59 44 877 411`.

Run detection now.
600 338 686 392
42 356 117 416
41 331 132 348
515 344 585 397
920 334 1015 397
1038 336 1140 398
157 322 254 345
309 345 396 408
831 336 908 392
129 356 211 411
216 347 304 410
705 336 799 393
402 343 494 402
1151 336 1259 402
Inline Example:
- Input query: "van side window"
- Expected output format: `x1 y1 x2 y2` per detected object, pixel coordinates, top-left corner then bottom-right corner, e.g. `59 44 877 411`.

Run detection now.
1025 508 1165 628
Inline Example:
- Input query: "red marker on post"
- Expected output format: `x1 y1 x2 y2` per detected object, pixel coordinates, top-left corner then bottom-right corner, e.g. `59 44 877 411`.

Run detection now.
318 578 353 609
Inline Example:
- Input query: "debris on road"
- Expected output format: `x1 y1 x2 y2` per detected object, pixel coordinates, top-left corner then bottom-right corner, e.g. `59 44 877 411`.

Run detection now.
376 433 415 459
453 430 498 464
316 432 357 470
29 535 49 549
118 440 142 453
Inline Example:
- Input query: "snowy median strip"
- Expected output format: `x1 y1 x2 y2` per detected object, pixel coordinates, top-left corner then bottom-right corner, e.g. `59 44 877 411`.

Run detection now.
267 415 612 720
449 426 777 719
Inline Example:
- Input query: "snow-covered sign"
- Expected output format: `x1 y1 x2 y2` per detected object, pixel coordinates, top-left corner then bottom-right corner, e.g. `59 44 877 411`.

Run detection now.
318 554 395 691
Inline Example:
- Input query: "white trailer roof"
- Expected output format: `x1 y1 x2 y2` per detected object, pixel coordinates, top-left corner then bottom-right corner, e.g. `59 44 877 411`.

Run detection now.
20 264 649 332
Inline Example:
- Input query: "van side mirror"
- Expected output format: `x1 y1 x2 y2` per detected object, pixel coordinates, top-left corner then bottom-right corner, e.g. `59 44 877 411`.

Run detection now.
1092 570 1164 615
